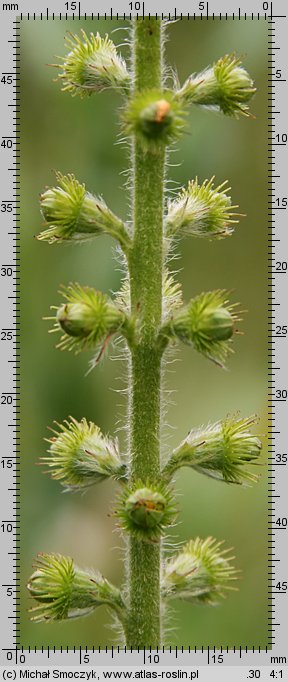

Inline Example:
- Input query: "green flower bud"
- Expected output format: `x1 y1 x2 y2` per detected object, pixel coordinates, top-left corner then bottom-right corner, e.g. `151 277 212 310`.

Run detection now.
56 30 130 97
124 90 185 149
162 537 238 604
37 173 129 249
118 482 176 542
27 553 125 622
41 417 126 491
164 415 262 484
203 308 233 341
48 283 125 354
166 177 242 240
167 290 242 367
177 54 256 117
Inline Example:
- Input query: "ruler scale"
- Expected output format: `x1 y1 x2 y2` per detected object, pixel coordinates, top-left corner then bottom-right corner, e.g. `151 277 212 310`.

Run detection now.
0 0 287 674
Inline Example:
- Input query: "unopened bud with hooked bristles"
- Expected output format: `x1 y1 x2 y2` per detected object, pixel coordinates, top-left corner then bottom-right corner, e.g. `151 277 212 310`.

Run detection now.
163 414 262 484
177 54 256 117
117 481 176 542
123 90 185 149
37 173 130 250
161 290 242 367
55 30 130 97
41 417 126 492
27 553 125 622
47 283 125 354
165 177 242 240
162 537 238 604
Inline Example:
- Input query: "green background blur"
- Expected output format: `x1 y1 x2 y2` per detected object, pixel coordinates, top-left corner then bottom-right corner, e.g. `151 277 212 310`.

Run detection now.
20 17 268 648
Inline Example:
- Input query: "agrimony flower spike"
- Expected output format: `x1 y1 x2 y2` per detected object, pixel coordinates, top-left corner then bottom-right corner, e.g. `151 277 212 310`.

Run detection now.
42 417 126 492
162 537 238 604
56 30 130 97
177 54 256 117
163 290 242 367
118 481 176 543
37 173 130 250
163 415 262 484
124 90 185 149
165 177 241 240
27 553 125 622
48 283 125 354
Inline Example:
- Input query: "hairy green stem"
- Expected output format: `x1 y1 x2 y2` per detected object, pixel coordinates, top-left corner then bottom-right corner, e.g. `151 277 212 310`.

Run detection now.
126 17 164 648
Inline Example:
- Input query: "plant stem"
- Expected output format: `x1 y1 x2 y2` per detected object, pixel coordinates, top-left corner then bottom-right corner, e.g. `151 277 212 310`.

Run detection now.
126 17 164 648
